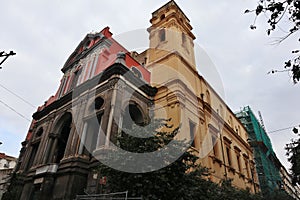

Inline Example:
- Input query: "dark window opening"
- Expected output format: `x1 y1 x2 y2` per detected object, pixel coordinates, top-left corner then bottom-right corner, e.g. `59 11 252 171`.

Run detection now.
211 135 218 156
94 36 100 42
84 39 91 50
245 160 250 178
226 147 231 166
160 14 165 20
53 113 72 163
26 143 40 171
123 103 145 129
182 32 186 44
189 121 196 147
94 97 104 110
159 29 166 42
36 128 43 137
237 154 241 172
132 67 142 79
71 68 82 89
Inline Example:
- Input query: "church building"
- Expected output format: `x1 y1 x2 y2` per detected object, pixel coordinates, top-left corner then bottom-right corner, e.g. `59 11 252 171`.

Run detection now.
10 1 259 199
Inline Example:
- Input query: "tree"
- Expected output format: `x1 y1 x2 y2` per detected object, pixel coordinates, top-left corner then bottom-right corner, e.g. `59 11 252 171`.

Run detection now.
94 119 263 200
245 0 300 83
2 173 23 200
96 119 212 199
286 127 300 185
268 189 296 200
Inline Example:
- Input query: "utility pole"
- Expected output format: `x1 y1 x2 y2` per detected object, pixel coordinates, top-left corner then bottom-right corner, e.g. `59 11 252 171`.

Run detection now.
0 50 16 69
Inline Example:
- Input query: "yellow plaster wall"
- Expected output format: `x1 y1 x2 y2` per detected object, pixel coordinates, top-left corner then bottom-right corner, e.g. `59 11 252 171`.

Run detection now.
144 0 260 193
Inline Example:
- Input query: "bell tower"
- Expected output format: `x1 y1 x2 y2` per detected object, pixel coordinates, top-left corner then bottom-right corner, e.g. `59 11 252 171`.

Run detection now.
145 1 201 144
147 0 196 72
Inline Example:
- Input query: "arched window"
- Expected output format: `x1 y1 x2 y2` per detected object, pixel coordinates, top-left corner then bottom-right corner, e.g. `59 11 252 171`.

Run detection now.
132 67 143 79
94 96 104 110
47 113 72 164
83 39 91 50
55 114 72 163
36 127 43 137
123 103 145 129
160 14 165 20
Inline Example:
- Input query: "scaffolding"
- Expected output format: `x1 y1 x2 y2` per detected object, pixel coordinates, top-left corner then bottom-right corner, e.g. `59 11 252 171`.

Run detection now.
236 106 282 196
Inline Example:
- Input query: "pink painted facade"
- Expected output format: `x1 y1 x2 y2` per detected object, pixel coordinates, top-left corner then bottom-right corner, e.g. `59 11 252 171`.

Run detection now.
36 27 150 114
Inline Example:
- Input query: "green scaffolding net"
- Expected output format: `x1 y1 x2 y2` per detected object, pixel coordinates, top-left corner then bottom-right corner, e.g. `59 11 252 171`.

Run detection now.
236 106 282 196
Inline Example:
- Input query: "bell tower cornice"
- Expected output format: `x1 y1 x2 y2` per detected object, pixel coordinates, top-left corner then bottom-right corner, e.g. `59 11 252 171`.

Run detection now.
149 0 195 40
146 0 197 71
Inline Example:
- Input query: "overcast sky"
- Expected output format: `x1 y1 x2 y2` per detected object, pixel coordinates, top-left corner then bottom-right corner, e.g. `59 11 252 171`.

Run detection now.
0 0 299 170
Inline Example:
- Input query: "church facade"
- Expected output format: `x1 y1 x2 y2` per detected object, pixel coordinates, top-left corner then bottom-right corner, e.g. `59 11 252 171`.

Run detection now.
13 27 156 200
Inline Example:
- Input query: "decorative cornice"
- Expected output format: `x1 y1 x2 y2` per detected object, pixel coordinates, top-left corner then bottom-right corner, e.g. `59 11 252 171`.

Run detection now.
62 34 112 73
32 63 157 120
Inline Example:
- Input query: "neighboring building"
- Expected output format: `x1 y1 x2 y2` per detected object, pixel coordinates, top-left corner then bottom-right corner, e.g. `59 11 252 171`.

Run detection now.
280 165 300 199
236 106 283 197
10 1 260 199
0 153 16 170
0 153 17 199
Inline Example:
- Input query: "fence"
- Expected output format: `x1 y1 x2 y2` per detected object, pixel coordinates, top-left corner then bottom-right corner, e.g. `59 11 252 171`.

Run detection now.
75 191 142 200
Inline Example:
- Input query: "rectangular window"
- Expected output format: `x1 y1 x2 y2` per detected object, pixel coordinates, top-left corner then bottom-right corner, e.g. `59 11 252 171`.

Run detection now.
236 154 241 172
70 68 82 89
58 77 67 98
159 29 166 42
88 55 99 79
77 61 88 85
26 143 40 171
182 32 186 44
189 120 196 147
226 146 231 166
245 159 250 178
211 134 218 156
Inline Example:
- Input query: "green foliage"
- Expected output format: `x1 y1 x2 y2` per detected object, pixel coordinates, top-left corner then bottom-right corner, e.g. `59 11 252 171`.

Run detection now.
246 0 300 83
98 119 210 199
2 173 23 200
95 119 264 200
286 136 300 185
267 189 295 200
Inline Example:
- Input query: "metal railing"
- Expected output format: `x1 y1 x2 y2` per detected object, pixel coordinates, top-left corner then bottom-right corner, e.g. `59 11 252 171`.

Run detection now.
75 191 142 200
